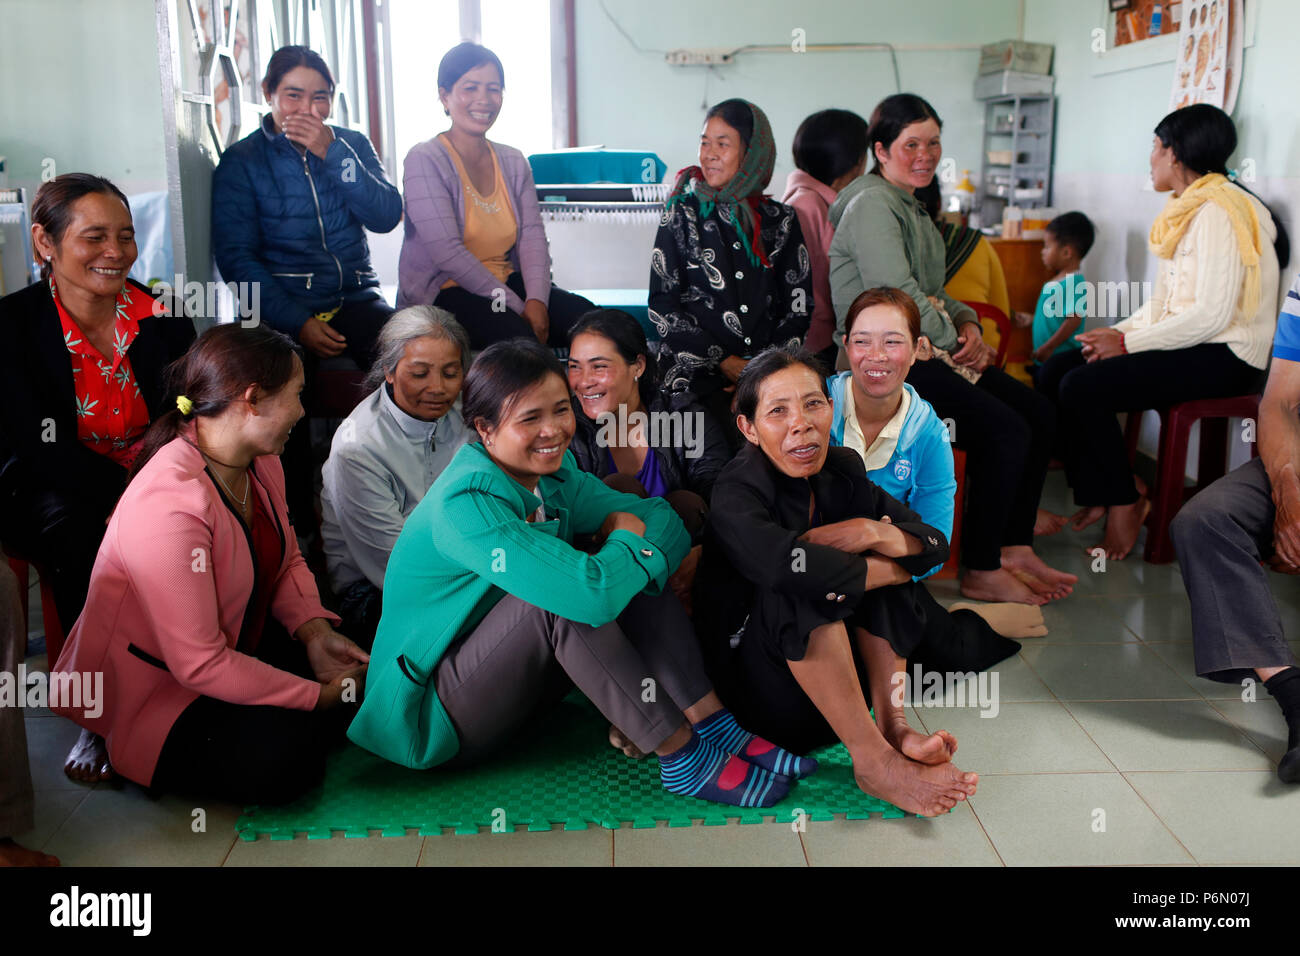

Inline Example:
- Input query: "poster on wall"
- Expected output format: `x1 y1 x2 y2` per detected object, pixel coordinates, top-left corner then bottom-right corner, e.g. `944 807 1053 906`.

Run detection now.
1169 0 1244 112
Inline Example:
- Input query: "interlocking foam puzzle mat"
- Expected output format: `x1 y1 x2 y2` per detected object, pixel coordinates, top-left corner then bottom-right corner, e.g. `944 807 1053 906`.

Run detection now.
236 696 906 840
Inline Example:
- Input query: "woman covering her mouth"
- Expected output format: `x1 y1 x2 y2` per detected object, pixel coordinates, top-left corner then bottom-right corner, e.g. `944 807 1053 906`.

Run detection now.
397 42 594 350
350 338 818 808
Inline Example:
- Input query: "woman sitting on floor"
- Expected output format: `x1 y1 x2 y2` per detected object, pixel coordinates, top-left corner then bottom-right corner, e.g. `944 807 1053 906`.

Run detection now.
51 325 370 806
695 345 978 816
348 338 814 808
1037 104 1287 560
320 306 473 646
650 98 812 449
827 287 1041 648
397 41 594 349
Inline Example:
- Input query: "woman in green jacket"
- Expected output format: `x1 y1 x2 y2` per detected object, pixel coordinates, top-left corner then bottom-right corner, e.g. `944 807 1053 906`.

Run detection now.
348 339 815 807
828 93 1072 607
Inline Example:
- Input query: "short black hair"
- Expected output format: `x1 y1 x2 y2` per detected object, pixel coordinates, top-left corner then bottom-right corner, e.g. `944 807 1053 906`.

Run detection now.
438 41 504 93
1047 211 1096 259
734 345 827 421
567 309 658 409
705 99 753 149
792 109 869 187
263 45 334 94
462 338 565 433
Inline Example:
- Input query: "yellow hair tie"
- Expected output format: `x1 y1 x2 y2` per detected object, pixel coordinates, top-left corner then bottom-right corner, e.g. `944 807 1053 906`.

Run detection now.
176 395 194 415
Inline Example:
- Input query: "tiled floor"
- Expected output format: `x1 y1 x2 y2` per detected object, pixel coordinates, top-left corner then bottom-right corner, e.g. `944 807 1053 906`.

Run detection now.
13 471 1300 865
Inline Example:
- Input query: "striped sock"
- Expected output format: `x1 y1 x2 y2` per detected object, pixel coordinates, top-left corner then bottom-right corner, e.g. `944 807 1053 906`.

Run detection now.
693 708 818 779
658 733 790 808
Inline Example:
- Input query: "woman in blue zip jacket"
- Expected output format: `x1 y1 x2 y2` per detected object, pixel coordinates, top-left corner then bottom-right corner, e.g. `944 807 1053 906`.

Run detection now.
212 45 402 524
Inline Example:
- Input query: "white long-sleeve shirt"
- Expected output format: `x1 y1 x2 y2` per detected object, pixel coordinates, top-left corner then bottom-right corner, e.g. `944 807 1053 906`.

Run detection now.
320 385 471 592
1115 186 1280 369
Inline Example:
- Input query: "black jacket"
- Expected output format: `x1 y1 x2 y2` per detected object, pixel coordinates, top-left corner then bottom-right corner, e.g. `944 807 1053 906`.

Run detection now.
0 278 196 521
695 443 948 658
649 195 812 405
567 392 731 502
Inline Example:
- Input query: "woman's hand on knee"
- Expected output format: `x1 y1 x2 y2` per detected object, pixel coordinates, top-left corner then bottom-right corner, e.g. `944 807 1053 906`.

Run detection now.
315 666 366 710
304 628 371 682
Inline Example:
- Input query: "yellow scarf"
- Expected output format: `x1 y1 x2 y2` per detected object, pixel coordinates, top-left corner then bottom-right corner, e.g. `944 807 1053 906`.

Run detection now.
1149 172 1261 318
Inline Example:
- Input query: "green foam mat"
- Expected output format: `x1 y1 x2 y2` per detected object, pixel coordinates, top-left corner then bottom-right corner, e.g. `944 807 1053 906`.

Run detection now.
236 697 907 840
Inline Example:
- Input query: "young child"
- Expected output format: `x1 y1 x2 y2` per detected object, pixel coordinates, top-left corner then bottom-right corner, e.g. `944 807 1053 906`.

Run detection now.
1015 212 1095 381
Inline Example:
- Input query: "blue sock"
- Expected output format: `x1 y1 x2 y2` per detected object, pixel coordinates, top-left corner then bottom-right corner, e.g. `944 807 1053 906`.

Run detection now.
693 708 818 779
658 733 790 808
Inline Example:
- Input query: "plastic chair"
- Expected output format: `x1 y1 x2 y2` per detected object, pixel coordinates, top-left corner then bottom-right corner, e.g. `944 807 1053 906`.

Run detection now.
961 301 1012 368
1124 395 1261 564
934 447 966 580
5 553 65 664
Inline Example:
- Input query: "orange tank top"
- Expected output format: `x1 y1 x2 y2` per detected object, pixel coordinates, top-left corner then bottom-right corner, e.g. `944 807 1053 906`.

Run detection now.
439 133 518 287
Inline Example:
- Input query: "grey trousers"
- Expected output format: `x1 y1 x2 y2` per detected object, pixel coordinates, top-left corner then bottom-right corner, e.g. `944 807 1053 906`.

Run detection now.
433 588 713 766
1170 457 1298 683
1 563 35 837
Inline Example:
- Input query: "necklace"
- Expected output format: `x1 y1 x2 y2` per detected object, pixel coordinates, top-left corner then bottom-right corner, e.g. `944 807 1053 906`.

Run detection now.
209 462 250 509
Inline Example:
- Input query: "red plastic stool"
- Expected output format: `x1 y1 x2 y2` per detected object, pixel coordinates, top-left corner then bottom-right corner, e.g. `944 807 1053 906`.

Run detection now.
1125 395 1261 564
934 447 966 579
5 554 66 664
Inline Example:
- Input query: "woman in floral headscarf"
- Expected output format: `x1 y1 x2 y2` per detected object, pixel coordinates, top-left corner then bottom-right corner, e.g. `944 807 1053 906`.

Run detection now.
649 99 812 449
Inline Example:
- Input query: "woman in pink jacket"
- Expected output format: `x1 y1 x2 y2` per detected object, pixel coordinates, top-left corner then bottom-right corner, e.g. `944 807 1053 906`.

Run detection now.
52 324 369 804
781 109 869 371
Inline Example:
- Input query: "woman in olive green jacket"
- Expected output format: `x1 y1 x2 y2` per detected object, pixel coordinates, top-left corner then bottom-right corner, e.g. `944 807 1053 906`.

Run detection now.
348 339 816 807
828 93 1073 607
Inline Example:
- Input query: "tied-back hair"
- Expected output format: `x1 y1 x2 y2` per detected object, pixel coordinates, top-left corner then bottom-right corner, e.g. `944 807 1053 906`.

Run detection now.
567 309 659 410
734 344 828 422
129 324 300 482
462 337 566 435
845 287 923 344
792 108 869 188
438 41 505 92
31 174 132 282
1154 104 1290 266
365 305 471 392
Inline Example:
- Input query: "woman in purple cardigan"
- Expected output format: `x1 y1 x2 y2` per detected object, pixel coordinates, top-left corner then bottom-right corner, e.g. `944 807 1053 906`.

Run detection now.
397 42 594 350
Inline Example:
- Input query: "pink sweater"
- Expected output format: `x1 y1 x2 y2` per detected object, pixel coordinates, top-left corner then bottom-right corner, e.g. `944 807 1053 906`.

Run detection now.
51 435 336 786
397 136 553 315
782 169 840 353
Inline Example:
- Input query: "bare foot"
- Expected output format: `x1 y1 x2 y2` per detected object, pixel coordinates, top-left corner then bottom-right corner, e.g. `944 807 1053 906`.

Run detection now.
1001 545 1077 597
1069 505 1106 531
0 838 59 867
1095 498 1150 560
608 725 646 759
63 728 113 783
852 748 978 817
1034 508 1069 536
960 567 1048 606
882 718 957 764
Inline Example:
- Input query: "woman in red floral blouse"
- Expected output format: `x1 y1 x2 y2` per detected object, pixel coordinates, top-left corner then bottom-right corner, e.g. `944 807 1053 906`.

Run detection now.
0 173 195 780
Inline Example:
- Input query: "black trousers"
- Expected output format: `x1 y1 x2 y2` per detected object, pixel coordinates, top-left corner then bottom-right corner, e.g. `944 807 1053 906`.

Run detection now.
714 580 1019 756
151 621 342 806
906 359 1055 570
0 485 111 635
282 293 394 529
1038 343 1266 506
434 272 595 351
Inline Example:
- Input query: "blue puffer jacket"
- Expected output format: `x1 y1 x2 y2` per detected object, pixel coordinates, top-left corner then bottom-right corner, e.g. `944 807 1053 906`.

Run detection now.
212 116 403 336
828 374 956 579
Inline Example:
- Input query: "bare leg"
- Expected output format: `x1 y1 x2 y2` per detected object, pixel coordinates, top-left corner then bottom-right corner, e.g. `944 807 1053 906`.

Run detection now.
1096 498 1151 561
853 626 957 765
787 621 977 817
1000 545 1077 598
609 691 723 759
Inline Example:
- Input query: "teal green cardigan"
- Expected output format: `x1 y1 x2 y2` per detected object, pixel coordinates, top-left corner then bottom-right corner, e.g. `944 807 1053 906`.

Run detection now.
347 441 691 769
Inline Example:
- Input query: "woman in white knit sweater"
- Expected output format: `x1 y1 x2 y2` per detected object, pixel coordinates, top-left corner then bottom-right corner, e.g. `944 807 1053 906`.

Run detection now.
1038 105 1288 560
